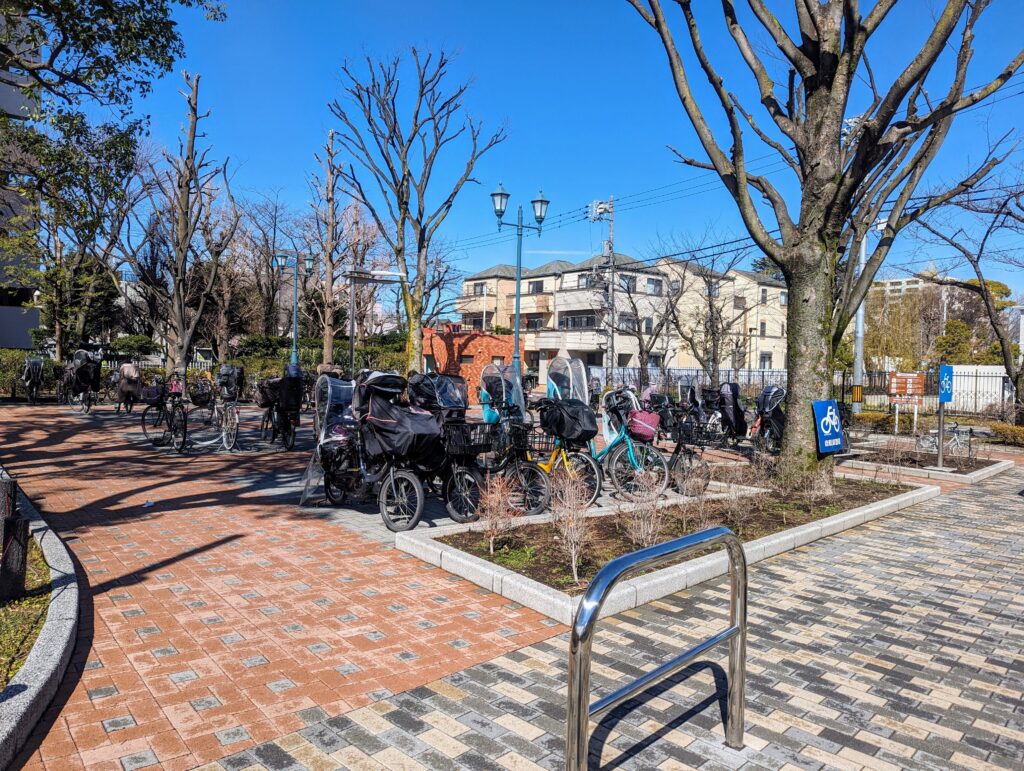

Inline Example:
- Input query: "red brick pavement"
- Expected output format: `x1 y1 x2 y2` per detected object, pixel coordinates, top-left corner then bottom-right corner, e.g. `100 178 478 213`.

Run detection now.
0 405 557 769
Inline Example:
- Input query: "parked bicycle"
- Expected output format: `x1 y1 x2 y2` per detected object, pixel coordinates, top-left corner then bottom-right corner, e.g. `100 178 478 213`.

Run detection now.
67 350 102 414
750 385 786 454
187 366 244 451
589 386 669 499
916 422 975 459
22 356 43 405
641 389 711 497
479 363 551 516
530 356 602 506
256 364 304 450
140 370 188 452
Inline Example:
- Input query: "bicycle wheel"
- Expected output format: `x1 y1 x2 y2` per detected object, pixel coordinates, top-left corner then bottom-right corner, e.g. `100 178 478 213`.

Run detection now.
260 410 275 442
444 465 484 523
670 450 711 497
141 405 168 445
222 405 239 451
609 441 669 499
82 391 93 414
506 461 550 517
378 468 425 532
169 403 188 453
281 415 296 450
554 451 601 508
324 471 347 505
188 404 222 447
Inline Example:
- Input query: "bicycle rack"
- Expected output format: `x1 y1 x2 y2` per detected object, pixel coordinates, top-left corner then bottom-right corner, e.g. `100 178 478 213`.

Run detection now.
565 526 747 770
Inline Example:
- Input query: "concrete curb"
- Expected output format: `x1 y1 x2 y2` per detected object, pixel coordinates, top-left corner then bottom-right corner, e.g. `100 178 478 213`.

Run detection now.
838 457 1014 484
396 480 940 626
0 477 79 770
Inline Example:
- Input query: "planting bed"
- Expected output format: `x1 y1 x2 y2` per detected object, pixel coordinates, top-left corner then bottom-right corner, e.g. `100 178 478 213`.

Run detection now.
857 450 996 473
439 477 906 594
0 539 50 689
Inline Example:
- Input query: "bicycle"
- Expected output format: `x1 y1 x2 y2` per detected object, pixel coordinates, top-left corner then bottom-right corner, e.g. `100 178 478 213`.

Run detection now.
589 388 669 499
186 378 239 451
529 398 602 507
916 422 974 460
140 372 188 453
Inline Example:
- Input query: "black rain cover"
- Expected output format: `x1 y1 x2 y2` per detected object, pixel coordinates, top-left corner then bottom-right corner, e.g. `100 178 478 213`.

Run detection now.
719 382 747 436
73 361 101 394
23 357 42 383
539 398 598 443
362 393 442 462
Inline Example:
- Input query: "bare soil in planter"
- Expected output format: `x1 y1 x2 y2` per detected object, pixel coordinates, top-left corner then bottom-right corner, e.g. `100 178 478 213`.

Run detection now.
853 451 996 473
0 539 51 689
440 478 907 595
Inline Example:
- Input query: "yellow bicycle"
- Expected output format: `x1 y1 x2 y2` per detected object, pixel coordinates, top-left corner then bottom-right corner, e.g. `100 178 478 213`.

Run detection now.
526 427 602 507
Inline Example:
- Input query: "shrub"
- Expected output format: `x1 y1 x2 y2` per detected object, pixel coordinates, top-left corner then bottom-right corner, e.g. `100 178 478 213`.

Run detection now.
619 470 666 549
988 423 1024 447
477 474 518 556
108 335 158 358
550 471 592 585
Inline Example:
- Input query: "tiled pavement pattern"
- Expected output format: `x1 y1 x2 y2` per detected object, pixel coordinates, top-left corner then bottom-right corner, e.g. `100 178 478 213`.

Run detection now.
199 465 1024 770
0 406 556 769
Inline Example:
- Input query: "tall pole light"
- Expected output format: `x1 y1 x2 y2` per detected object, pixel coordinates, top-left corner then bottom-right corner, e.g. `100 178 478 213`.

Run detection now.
852 219 885 414
272 253 312 366
491 184 548 377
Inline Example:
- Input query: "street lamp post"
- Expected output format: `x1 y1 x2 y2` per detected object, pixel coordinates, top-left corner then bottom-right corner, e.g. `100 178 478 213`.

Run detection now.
345 269 405 375
490 184 549 377
271 252 314 366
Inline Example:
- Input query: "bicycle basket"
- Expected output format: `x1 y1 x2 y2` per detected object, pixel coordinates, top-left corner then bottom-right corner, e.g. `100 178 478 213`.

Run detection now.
141 384 165 406
443 421 494 457
189 381 213 407
167 378 184 396
526 430 557 455
507 422 531 452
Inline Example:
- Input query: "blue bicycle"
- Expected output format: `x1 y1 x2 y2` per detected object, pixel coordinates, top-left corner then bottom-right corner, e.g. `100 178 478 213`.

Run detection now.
589 387 669 499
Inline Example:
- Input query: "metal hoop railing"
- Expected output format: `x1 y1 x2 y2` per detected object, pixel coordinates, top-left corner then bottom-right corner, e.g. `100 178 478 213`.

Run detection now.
565 526 747 769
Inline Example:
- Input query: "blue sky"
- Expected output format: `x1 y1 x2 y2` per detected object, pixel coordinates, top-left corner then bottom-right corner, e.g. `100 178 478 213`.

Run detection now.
131 0 1023 293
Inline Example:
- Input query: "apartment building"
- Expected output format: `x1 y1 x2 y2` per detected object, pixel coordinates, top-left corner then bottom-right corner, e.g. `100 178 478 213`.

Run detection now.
455 253 789 379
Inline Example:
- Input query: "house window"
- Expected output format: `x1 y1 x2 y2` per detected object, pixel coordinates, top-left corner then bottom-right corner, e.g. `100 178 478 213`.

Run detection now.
472 282 485 296
649 354 663 368
643 318 654 334
759 353 772 369
468 315 483 331
618 275 636 293
527 280 544 294
708 282 720 298
618 314 637 332
578 273 592 289
585 352 603 366
460 355 474 363
733 295 746 310
759 322 766 337
491 356 504 365
780 291 788 306
559 312 597 330
523 313 544 330
670 279 681 294
646 278 663 296
760 288 768 305
781 323 786 336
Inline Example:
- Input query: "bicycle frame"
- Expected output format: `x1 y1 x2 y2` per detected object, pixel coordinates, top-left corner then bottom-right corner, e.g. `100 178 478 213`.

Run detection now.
588 426 644 469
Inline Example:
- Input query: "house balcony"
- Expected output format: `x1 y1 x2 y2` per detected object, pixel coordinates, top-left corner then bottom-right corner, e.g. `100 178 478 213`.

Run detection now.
455 293 498 315
505 291 552 314
532 327 607 352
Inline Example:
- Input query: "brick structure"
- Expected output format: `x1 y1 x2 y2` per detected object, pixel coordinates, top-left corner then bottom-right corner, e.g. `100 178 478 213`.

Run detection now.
422 324 523 403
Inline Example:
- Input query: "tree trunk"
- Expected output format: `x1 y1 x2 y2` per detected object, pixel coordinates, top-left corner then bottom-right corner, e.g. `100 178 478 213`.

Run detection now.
779 249 834 490
1014 370 1024 427
405 309 422 374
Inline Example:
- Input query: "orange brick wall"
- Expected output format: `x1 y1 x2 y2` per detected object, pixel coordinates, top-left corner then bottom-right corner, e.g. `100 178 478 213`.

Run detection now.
422 328 524 403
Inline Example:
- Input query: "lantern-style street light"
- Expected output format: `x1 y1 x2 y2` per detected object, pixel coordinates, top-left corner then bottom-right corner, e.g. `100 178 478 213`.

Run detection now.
272 252 314 366
490 184 549 376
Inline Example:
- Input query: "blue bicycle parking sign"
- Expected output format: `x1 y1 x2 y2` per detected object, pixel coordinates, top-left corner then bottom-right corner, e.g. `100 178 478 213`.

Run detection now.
812 399 846 454
939 364 954 404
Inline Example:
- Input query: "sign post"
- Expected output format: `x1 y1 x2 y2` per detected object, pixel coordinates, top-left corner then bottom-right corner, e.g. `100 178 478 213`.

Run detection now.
812 399 846 455
937 365 954 469
888 372 925 435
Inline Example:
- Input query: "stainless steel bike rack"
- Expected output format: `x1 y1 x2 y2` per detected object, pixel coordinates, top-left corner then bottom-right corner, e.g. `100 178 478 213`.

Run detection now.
565 526 747 770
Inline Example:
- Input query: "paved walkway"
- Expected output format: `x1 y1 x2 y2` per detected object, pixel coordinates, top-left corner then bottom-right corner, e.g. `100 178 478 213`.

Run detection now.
197 464 1024 770
0 405 556 769
4 403 1024 769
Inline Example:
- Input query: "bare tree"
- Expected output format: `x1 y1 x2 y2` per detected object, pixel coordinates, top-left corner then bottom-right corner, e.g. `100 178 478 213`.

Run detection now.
304 130 345 364
242 191 293 336
601 260 677 385
661 246 749 387
918 185 1024 424
115 72 239 371
329 48 505 372
624 0 1023 485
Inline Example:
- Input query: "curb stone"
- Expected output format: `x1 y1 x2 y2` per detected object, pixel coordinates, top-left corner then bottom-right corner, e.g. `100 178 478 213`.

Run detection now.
0 473 79 771
838 456 1013 484
395 480 941 625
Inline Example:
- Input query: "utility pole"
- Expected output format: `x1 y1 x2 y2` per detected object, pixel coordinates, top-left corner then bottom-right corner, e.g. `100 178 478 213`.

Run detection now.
589 197 615 384
852 235 867 414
